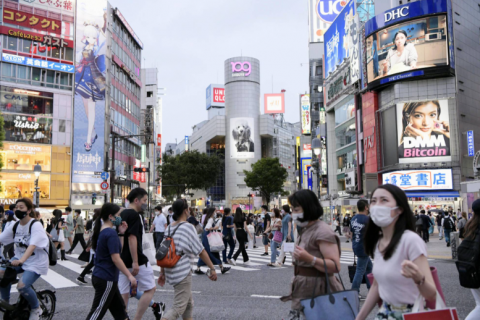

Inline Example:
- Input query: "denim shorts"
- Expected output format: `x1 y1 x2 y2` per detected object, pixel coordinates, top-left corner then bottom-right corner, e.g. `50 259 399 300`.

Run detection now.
262 234 270 246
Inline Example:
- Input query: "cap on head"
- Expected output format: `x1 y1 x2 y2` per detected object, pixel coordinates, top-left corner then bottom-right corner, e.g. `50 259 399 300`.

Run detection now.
5 210 14 216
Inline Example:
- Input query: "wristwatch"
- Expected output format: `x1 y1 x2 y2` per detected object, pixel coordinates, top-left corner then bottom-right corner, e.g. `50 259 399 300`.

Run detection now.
310 256 317 267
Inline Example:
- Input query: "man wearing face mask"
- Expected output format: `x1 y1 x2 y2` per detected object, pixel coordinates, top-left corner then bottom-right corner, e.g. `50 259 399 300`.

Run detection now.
350 199 373 299
149 205 167 251
119 188 158 320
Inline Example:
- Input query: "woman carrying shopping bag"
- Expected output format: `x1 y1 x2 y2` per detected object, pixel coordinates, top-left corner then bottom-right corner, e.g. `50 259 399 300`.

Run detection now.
356 184 436 320
266 208 283 267
194 207 230 275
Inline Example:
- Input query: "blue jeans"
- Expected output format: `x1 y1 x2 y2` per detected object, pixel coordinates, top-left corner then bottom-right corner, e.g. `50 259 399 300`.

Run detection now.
154 232 164 251
445 228 451 244
197 231 222 267
351 256 372 293
270 241 281 263
0 258 41 309
222 235 235 263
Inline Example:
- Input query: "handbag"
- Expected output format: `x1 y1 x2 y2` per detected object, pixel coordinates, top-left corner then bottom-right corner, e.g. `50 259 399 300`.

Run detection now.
300 251 359 320
273 230 283 243
139 217 156 265
348 255 366 284
195 223 203 235
403 291 459 320
207 231 225 253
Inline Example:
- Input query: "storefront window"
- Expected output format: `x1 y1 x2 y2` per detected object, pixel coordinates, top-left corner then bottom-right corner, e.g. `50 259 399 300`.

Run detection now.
1 143 51 171
0 172 50 200
0 86 53 116
337 146 357 173
335 120 356 149
3 114 52 144
335 97 355 126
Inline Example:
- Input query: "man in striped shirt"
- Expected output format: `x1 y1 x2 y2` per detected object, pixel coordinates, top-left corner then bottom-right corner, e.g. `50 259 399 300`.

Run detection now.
158 200 217 320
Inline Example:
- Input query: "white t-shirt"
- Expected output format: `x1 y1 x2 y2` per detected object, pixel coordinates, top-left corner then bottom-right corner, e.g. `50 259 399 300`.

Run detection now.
372 230 427 306
153 214 167 232
0 219 49 275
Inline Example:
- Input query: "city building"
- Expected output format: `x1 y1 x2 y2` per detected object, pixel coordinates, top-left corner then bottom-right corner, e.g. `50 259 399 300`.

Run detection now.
0 0 75 208
71 0 143 211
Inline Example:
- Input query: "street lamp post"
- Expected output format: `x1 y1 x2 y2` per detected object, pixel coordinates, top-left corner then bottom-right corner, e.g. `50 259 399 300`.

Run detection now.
312 137 321 198
33 164 42 208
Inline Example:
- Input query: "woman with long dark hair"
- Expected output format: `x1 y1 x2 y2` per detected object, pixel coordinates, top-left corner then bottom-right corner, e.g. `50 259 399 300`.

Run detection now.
356 184 436 320
221 208 235 265
464 199 480 320
265 208 282 267
194 207 230 275
280 190 342 320
85 203 136 320
232 207 251 265
50 209 68 260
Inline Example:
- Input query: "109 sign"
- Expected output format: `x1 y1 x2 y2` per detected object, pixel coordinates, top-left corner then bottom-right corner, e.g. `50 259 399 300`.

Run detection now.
317 0 347 23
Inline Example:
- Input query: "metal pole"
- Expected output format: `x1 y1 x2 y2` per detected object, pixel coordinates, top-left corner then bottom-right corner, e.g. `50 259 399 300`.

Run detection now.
104 151 108 204
34 179 39 208
110 133 116 203
148 161 151 221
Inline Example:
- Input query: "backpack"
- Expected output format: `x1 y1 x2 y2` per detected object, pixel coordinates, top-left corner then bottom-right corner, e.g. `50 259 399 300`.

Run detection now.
415 216 423 226
13 220 57 266
456 226 480 288
443 217 454 230
156 222 185 268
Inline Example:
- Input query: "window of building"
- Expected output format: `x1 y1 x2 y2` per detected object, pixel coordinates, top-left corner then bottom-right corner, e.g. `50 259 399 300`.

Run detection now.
1 143 52 171
335 97 355 126
59 120 66 132
3 114 53 144
0 63 72 91
0 172 50 200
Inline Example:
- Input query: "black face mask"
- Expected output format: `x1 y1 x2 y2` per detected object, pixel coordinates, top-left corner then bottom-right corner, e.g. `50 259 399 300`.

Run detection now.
15 210 28 220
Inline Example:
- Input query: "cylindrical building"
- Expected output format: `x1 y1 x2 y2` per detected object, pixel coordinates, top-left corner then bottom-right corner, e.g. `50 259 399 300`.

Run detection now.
224 57 261 205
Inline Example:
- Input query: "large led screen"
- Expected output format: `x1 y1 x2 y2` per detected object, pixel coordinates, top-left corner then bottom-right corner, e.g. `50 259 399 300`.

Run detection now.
366 15 448 86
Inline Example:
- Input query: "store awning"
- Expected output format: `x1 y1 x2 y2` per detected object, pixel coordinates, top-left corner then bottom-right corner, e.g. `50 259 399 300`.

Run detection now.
405 191 460 198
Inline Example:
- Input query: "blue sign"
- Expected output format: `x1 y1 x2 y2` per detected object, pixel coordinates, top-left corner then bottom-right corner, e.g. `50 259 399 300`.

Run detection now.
379 70 424 85
324 0 360 81
317 0 346 24
2 53 75 73
100 172 109 180
365 0 449 36
468 131 475 157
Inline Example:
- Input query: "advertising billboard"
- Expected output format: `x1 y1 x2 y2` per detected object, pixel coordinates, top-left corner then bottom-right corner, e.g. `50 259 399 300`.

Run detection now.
18 0 75 14
72 0 107 183
264 93 285 114
468 131 475 157
230 118 254 159
301 94 311 135
206 84 225 110
396 99 451 164
383 169 453 191
364 0 453 89
308 0 347 43
324 0 360 82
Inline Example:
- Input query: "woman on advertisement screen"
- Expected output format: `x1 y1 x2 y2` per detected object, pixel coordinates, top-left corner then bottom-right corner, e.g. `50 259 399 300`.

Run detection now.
382 30 418 75
398 100 450 159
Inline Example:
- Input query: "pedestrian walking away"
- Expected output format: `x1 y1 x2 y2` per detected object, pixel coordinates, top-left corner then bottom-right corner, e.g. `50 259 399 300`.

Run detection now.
261 205 271 256
67 209 87 254
64 207 74 249
356 184 436 320
149 205 167 251
419 210 433 243
158 199 217 320
442 211 456 247
280 190 343 320
436 212 444 240
118 188 163 320
0 198 50 320
333 214 342 235
350 199 373 300
246 213 256 249
50 209 68 261
233 207 252 266
457 211 468 241
221 208 235 265
343 213 352 242
278 205 294 267
194 207 231 274
265 208 282 267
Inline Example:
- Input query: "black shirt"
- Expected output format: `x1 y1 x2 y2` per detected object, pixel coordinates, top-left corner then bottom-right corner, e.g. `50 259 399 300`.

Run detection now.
264 213 271 230
120 209 148 268
235 217 246 229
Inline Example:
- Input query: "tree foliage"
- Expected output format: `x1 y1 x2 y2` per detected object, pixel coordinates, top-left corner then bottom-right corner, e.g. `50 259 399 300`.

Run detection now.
157 150 222 200
243 157 288 205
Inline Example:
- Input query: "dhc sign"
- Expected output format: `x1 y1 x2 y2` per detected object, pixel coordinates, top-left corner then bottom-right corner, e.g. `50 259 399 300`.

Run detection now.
317 0 346 24
384 6 409 22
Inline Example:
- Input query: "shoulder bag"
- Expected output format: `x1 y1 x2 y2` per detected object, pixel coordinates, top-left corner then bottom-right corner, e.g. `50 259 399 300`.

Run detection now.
300 250 359 320
348 255 366 284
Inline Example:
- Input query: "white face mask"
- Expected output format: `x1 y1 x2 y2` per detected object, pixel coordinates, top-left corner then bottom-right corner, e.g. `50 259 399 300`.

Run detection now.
370 206 399 227
292 212 304 221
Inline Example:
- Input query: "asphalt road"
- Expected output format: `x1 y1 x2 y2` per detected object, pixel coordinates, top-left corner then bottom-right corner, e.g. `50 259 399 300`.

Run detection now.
3 241 476 320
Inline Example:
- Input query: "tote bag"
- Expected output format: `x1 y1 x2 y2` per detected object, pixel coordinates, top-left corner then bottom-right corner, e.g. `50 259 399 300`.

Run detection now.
403 291 459 320
140 217 157 265
207 232 225 253
300 251 359 320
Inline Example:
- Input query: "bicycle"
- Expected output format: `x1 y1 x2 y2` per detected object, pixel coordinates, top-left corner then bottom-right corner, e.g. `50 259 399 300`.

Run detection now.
0 260 56 320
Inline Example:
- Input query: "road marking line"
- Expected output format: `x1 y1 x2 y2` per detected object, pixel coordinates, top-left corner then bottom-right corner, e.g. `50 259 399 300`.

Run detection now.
251 294 281 299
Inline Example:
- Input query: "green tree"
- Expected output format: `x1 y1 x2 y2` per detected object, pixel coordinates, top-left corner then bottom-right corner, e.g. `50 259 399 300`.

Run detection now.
157 150 222 200
243 157 288 205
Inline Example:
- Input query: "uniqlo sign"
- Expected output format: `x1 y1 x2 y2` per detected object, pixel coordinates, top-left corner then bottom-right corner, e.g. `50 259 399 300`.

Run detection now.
206 84 225 109
213 88 225 103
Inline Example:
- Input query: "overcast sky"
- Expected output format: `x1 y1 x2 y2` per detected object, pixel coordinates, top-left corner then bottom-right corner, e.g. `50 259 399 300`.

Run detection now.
111 0 309 146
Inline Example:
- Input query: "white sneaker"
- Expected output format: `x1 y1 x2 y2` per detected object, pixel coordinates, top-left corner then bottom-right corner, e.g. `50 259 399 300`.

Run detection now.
228 259 236 266
81 263 88 268
244 260 251 266
29 307 41 320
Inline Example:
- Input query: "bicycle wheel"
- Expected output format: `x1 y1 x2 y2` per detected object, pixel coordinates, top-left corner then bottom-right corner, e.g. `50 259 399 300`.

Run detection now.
37 290 56 320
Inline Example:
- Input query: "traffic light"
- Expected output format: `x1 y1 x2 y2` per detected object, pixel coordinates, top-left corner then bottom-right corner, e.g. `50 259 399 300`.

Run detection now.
134 167 150 173
92 193 97 205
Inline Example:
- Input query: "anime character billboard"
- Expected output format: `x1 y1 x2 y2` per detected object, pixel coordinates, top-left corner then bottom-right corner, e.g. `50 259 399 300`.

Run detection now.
72 0 107 183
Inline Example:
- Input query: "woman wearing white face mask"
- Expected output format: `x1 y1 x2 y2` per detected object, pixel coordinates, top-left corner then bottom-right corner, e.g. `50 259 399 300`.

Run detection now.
356 184 436 320
280 190 342 320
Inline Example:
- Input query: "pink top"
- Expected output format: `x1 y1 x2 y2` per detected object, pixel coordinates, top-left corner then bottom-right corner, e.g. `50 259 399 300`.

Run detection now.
372 230 428 306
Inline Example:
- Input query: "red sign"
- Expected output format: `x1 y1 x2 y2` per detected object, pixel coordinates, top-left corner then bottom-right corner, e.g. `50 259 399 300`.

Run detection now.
213 88 225 103
3 9 62 33
133 159 146 183
303 144 312 151
157 134 162 147
100 182 109 190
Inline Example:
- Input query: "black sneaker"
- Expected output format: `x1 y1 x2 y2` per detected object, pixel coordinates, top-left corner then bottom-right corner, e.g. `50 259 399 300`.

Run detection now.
194 269 205 275
447 243 451 247
282 256 286 264
76 276 87 285
261 252 269 256
346 240 349 243
221 267 231 274
151 302 165 320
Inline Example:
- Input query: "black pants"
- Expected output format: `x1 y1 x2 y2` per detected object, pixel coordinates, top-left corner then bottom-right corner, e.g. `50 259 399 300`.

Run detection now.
233 229 249 262
80 254 95 278
334 226 342 235
422 228 429 242
86 276 128 320
70 233 87 252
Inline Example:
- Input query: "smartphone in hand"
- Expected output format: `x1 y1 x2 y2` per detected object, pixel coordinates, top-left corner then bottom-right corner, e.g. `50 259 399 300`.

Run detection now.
130 280 138 297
